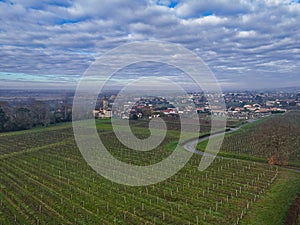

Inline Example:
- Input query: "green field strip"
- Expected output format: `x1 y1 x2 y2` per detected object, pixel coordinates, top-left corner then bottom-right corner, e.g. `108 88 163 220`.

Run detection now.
0 138 75 160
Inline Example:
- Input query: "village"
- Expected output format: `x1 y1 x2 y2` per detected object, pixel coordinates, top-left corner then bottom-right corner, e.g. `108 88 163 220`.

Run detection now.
92 90 294 120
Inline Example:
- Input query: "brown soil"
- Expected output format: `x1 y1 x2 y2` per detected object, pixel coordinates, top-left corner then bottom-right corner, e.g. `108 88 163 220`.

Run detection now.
285 193 300 225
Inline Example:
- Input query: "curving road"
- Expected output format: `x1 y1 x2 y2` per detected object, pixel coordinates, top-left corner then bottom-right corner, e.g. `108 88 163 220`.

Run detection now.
183 121 250 157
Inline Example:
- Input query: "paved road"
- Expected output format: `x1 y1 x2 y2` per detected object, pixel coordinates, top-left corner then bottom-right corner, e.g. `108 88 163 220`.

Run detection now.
183 121 250 157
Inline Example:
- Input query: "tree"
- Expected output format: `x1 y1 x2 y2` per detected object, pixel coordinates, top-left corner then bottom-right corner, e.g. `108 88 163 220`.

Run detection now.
14 105 33 130
0 107 8 132
141 106 152 118
0 101 14 131
0 100 53 132
131 114 138 120
28 99 51 126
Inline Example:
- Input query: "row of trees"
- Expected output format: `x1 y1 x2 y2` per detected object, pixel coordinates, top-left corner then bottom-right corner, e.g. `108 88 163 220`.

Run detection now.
0 99 72 132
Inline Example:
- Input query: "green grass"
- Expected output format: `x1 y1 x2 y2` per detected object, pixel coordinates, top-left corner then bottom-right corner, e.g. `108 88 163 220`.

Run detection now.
218 152 268 163
241 169 300 225
166 141 178 151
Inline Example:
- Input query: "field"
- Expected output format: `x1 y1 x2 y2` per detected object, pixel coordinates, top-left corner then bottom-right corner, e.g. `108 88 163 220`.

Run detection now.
220 111 300 167
0 118 299 224
198 111 300 167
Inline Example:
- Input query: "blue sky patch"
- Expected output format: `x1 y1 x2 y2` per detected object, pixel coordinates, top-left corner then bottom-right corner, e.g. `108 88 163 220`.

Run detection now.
203 11 213 17
156 0 178 8
169 1 178 8
58 19 81 25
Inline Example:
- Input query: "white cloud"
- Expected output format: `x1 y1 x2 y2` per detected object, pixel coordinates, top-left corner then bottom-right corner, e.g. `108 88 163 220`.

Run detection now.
236 30 257 38
181 15 228 25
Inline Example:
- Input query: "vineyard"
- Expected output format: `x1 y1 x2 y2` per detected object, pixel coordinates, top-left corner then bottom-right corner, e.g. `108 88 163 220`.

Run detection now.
0 118 297 224
214 111 300 167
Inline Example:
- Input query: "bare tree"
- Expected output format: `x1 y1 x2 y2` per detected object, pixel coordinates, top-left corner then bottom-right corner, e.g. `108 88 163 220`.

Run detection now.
14 104 33 130
28 99 51 126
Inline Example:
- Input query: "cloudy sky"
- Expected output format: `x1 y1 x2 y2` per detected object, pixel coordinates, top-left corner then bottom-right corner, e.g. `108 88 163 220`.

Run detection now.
0 0 299 90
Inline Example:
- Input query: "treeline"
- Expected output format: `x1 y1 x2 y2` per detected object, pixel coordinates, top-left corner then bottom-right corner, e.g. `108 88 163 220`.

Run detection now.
0 99 72 132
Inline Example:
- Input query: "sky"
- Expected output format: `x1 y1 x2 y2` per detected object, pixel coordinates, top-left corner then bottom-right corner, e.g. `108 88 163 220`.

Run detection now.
0 0 300 90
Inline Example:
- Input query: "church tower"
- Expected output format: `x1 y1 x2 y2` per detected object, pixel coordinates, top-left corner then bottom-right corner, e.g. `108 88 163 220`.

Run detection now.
103 96 108 111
